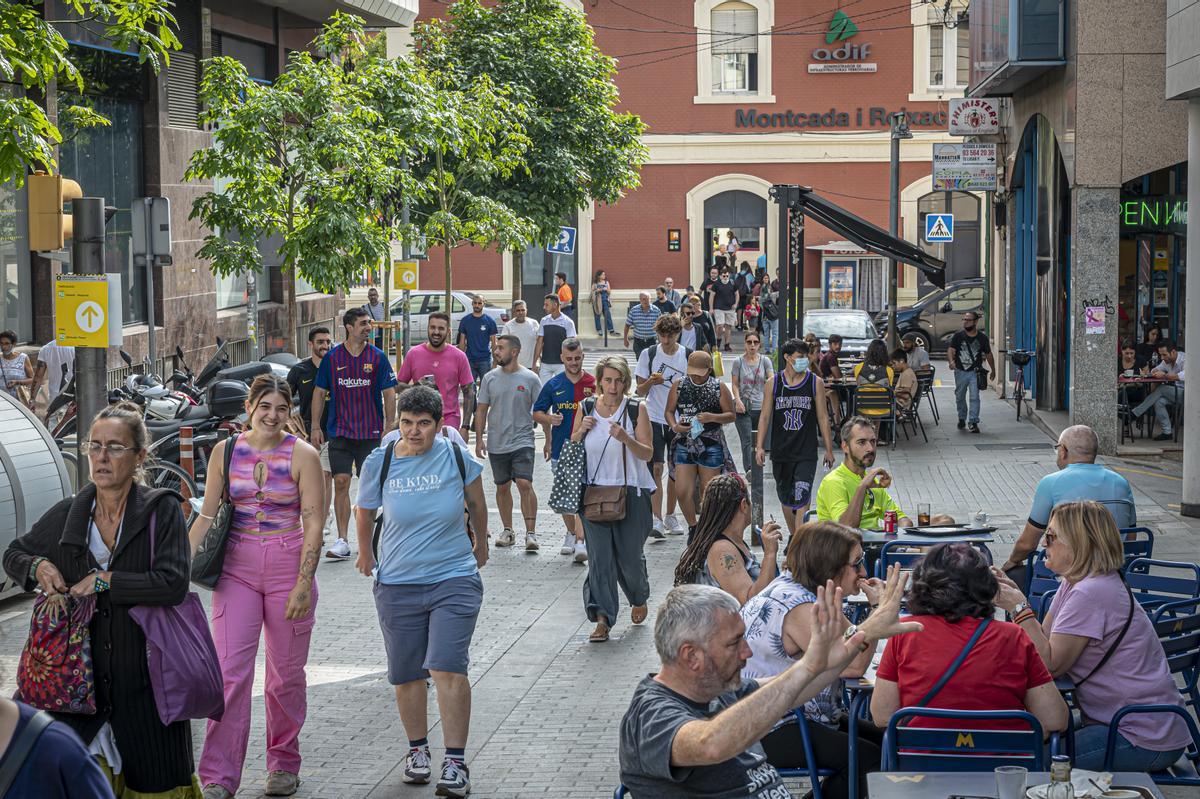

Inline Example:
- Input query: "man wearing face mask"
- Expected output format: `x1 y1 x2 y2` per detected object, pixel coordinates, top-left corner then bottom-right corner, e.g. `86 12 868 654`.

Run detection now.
946 311 995 433
755 339 835 535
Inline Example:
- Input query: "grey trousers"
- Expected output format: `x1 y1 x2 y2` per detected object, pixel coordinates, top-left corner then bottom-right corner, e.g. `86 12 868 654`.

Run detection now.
581 487 653 624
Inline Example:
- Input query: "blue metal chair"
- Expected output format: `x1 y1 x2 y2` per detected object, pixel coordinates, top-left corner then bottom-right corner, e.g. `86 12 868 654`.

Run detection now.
875 539 992 579
1151 597 1200 713
613 787 628 798
882 708 1049 771
1097 498 1136 529
1103 705 1200 786
1124 558 1200 611
774 710 839 799
803 508 818 523
1118 526 1155 564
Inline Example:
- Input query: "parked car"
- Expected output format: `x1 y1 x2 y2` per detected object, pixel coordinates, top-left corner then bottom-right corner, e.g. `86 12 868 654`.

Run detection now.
873 278 985 352
802 309 880 357
388 290 508 345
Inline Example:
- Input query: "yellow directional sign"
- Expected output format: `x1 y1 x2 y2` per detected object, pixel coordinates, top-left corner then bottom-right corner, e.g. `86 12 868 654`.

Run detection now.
392 260 419 291
55 274 110 347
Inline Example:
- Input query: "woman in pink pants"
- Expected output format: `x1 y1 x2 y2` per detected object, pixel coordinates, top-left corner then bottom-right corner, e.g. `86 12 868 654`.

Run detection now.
189 375 326 799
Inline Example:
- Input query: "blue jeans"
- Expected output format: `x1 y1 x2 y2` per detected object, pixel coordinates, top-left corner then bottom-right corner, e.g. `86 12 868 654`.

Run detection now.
763 318 779 353
1132 384 1182 435
469 359 491 384
593 305 614 334
1072 723 1184 772
954 369 980 424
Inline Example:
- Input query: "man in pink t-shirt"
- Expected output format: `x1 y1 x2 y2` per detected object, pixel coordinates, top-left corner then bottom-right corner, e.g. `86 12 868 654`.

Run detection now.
397 312 475 433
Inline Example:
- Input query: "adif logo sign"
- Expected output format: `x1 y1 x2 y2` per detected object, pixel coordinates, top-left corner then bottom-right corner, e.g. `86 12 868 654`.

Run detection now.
810 11 876 73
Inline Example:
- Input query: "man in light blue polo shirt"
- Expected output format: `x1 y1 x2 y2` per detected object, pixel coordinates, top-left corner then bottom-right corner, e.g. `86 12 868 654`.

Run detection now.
1002 424 1135 582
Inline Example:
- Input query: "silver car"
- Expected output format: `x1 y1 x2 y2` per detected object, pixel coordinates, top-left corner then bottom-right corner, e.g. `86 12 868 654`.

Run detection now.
802 309 880 357
388 290 508 344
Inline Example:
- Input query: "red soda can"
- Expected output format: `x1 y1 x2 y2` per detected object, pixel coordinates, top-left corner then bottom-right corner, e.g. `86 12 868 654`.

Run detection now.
883 510 897 533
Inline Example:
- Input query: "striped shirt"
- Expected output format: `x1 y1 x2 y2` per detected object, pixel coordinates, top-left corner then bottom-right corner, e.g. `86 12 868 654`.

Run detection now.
626 304 661 339
315 343 397 440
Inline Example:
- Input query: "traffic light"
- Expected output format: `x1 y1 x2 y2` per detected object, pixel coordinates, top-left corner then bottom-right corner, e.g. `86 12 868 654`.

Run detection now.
28 172 83 251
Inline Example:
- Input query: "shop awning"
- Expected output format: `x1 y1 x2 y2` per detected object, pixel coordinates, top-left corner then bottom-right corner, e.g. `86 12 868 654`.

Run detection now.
788 188 947 288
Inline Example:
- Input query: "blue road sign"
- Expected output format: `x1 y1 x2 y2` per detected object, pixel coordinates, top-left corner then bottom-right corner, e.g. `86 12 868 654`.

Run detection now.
925 213 954 243
547 226 577 255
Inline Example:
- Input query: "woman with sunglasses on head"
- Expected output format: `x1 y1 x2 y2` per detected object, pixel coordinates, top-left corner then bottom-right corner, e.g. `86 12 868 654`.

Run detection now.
992 500 1190 771
189 375 326 799
739 522 886 798
673 473 782 606
4 402 200 798
731 330 773 475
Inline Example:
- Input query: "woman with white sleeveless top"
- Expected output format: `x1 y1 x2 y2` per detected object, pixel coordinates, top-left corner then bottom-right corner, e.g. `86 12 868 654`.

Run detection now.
569 355 655 643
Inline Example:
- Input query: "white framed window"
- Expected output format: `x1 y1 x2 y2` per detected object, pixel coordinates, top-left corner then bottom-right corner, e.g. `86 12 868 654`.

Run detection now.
910 2 969 100
695 0 774 104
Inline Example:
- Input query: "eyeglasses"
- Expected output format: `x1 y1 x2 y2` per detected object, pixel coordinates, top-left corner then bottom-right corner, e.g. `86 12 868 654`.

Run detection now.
848 554 866 571
81 442 137 456
1043 531 1058 545
746 339 760 345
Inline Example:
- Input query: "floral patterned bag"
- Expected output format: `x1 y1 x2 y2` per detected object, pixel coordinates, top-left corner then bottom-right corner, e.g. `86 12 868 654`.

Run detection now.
15 592 97 715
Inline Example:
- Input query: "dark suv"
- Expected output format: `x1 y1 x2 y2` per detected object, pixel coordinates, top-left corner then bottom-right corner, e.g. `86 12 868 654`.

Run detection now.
874 278 985 352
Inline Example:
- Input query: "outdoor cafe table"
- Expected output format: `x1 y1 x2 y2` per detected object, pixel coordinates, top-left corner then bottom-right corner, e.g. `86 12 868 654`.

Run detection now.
1118 375 1180 443
868 771 1164 798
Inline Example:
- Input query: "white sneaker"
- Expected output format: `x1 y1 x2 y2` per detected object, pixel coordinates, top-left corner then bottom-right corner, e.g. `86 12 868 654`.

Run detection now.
560 533 575 555
325 538 351 559
664 515 685 535
649 517 666 540
573 540 588 563
525 532 540 552
495 528 516 547
403 746 431 784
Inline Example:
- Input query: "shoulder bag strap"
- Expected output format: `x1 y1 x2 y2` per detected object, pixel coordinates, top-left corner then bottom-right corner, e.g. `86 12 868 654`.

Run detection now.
371 444 395 561
1074 578 1136 688
451 441 467 484
0 710 55 797
915 617 992 708
222 434 238 503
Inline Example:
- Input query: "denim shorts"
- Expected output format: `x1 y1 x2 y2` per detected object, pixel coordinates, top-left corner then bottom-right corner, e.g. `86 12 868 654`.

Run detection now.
673 440 724 469
373 573 483 684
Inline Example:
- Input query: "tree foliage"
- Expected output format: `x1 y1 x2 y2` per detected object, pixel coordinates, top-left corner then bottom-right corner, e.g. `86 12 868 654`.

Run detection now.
415 0 646 247
0 0 180 187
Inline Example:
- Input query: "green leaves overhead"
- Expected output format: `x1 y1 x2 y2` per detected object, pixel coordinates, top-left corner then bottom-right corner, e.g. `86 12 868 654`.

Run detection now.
0 0 179 186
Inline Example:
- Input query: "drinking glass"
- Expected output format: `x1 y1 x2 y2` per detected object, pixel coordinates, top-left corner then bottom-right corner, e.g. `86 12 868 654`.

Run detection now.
995 765 1027 799
917 503 931 526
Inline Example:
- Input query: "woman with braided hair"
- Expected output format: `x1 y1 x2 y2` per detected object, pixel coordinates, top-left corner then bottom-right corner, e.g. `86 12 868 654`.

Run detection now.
673 473 782 606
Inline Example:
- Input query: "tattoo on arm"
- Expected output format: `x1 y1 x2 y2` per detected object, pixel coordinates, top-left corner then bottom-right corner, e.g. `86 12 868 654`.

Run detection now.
298 549 319 583
722 553 738 572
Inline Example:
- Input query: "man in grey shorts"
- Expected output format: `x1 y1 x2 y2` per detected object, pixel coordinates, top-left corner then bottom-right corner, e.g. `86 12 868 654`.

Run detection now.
476 334 542 551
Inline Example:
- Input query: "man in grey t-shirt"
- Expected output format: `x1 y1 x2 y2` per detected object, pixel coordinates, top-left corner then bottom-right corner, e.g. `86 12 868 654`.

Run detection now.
476 334 542 551
620 577 916 798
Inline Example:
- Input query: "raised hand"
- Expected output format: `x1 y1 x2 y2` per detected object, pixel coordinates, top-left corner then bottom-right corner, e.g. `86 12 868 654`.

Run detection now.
858 563 923 644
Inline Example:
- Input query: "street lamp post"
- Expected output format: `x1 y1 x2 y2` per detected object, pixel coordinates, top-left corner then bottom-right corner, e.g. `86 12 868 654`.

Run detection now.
887 111 912 349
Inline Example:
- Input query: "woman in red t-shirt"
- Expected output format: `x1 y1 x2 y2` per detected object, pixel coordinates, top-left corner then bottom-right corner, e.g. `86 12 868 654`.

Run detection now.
871 543 1068 736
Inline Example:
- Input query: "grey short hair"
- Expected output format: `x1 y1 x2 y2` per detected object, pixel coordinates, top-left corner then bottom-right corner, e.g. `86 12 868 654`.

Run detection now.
513 299 526 310
654 584 740 664
562 336 582 353
1060 424 1099 461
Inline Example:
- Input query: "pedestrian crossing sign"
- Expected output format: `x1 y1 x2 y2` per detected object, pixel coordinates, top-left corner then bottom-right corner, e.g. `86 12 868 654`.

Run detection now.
925 213 954 243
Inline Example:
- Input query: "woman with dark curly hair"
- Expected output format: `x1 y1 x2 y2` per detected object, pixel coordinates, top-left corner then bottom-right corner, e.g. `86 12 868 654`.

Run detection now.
871 543 1069 735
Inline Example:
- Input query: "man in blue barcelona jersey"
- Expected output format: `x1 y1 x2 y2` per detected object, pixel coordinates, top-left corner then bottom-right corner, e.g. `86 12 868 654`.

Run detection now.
312 306 398 559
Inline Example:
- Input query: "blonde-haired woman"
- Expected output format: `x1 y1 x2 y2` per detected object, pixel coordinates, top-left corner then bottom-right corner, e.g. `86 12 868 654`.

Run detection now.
569 355 655 642
993 500 1190 771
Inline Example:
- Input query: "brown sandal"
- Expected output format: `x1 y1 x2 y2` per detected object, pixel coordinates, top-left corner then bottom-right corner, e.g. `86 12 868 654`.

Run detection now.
631 605 648 625
588 622 610 642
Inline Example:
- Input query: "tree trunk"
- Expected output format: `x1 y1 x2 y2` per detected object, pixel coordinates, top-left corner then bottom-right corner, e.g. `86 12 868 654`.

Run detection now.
444 244 453 310
283 264 297 354
511 248 522 308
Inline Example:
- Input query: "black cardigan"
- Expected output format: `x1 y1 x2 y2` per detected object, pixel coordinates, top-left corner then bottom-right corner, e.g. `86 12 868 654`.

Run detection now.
3 483 196 793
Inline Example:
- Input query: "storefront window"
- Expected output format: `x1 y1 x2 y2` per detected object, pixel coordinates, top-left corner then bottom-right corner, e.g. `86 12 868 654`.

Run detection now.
1118 164 1188 346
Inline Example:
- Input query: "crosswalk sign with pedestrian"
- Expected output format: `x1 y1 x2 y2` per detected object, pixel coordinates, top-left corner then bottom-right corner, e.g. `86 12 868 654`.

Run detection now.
925 213 953 243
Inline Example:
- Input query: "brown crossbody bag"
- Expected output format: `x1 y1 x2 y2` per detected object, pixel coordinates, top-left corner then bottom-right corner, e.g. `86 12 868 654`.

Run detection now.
581 398 633 523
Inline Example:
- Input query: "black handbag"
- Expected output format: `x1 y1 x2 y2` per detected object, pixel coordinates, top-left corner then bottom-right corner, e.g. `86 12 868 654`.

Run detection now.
191 433 238 590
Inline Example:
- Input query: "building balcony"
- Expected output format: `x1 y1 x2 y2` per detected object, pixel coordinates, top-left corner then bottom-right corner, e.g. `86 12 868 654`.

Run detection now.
967 0 1067 97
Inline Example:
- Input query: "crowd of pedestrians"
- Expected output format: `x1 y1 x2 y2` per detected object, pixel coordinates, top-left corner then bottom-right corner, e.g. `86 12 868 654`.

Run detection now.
4 278 1194 799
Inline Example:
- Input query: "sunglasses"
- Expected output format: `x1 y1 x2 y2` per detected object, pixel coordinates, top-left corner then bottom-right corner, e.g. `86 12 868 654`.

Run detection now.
1043 531 1058 545
848 554 866 571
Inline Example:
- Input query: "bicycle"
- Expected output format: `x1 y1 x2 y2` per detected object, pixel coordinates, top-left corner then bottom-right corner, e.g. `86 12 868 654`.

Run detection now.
1001 349 1035 421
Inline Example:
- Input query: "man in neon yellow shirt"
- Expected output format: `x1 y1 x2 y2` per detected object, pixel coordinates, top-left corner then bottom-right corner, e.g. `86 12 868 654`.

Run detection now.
816 416 912 530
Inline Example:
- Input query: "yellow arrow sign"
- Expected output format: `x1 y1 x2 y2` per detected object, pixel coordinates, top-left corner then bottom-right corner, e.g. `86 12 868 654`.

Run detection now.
55 274 110 347
392 260 419 291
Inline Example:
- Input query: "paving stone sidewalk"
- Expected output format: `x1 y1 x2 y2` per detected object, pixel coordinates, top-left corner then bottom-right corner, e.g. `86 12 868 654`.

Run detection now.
1 379 1196 797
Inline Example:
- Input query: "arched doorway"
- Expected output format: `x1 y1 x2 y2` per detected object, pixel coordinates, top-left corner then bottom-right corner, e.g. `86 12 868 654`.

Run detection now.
1011 114 1071 410
704 190 767 269
686 174 776 288
916 190 981 295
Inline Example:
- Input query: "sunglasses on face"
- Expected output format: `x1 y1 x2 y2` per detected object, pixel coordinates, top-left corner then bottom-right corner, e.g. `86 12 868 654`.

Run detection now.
848 554 866 571
1043 531 1058 545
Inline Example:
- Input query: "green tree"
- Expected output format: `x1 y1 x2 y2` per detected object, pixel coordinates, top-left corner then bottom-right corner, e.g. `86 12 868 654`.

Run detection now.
415 0 646 278
0 0 180 186
185 13 404 351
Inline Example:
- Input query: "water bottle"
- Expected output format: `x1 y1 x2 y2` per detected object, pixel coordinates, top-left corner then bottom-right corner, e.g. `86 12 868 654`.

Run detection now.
1045 755 1075 799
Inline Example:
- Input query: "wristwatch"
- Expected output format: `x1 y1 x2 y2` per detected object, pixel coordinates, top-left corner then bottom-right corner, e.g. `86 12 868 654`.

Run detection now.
1011 601 1029 617
842 624 858 641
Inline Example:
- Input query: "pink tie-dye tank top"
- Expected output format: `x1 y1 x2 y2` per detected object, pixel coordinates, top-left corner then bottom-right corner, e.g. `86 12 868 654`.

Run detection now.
229 434 302 535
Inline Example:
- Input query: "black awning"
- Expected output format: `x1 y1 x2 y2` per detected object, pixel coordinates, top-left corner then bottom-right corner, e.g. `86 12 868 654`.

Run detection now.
790 187 947 289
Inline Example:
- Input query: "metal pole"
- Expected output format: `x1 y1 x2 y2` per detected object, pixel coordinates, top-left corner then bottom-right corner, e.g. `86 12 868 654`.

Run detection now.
1180 99 1200 515
887 114 902 349
775 187 790 371
247 272 260 360
72 197 107 484
142 198 157 373
401 156 411 359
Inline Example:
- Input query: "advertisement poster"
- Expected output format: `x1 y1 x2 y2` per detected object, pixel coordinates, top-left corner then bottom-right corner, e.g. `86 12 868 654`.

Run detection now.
826 263 855 308
1085 306 1106 335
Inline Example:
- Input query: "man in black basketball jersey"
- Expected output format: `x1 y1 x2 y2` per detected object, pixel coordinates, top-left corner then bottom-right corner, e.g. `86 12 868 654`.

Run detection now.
755 339 835 535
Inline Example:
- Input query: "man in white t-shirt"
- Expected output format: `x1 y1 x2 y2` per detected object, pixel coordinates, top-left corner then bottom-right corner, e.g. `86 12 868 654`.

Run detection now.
500 300 540 369
635 313 689 538
532 293 578 383
29 340 75 406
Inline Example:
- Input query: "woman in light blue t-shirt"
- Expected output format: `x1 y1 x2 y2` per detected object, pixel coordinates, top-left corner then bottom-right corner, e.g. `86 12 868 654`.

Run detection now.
353 385 490 796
